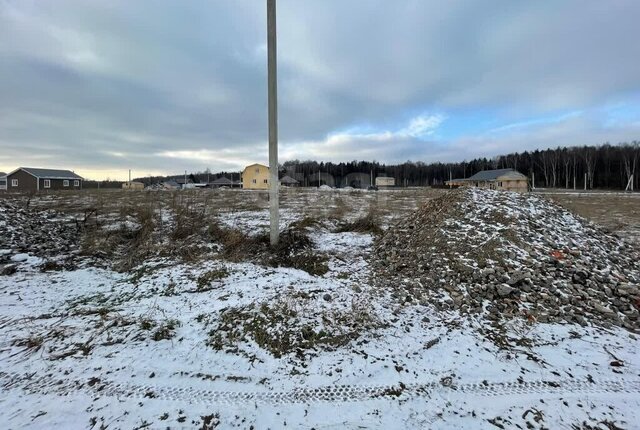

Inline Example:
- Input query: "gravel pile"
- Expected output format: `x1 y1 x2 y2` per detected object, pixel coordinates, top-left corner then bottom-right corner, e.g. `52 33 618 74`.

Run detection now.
372 188 640 331
0 200 80 273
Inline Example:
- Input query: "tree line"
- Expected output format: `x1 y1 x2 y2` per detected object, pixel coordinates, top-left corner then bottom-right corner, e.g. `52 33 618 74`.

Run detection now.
127 141 638 190
282 141 639 190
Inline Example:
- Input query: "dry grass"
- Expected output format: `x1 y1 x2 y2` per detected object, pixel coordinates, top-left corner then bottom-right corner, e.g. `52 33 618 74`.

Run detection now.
335 207 383 235
206 296 380 358
8 187 446 273
540 191 640 243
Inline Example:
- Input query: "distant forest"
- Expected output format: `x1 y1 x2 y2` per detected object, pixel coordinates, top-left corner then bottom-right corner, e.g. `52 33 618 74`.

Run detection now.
282 142 639 190
127 141 638 190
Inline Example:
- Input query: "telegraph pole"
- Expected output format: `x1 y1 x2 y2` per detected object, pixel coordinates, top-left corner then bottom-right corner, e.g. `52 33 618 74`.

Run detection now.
267 0 279 245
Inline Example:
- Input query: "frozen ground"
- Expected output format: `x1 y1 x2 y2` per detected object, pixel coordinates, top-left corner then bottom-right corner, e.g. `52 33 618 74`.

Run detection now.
536 190 640 244
1 188 639 429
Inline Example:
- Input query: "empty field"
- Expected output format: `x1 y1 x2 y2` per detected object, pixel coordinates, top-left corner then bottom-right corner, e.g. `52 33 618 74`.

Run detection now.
537 191 640 244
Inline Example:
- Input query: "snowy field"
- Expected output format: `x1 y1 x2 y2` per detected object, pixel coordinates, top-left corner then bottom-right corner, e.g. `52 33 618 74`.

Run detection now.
1 188 639 429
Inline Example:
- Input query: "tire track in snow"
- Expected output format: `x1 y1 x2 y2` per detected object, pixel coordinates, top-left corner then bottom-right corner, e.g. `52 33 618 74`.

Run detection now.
2 372 640 405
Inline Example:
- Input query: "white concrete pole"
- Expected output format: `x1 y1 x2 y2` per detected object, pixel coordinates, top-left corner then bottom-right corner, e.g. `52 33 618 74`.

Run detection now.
267 0 279 246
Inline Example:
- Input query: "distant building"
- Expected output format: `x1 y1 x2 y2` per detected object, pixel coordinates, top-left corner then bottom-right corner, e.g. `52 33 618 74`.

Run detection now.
375 176 395 187
279 175 299 187
122 181 145 191
210 176 234 188
161 180 181 190
445 178 467 187
242 163 270 190
0 172 6 191
5 167 83 192
445 168 528 192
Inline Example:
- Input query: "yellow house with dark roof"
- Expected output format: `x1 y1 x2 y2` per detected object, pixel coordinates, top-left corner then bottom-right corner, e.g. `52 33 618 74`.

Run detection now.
242 163 270 190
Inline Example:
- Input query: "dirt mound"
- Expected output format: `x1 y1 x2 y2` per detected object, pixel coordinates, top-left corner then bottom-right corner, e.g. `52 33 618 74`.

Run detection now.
0 200 80 272
372 188 640 330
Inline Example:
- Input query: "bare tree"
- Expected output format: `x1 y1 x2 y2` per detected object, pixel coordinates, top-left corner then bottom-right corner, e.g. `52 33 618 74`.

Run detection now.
582 146 596 189
548 149 559 188
622 142 639 191
538 151 550 187
563 149 571 189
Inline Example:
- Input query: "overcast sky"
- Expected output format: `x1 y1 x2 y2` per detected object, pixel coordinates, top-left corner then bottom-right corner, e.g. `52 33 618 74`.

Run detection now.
1 0 639 180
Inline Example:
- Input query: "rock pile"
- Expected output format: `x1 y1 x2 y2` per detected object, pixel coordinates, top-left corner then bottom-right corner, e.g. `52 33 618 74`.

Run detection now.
372 188 640 331
0 200 80 273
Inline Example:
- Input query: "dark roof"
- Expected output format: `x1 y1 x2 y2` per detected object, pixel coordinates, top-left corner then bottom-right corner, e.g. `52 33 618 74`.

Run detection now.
466 169 520 181
175 178 194 184
280 175 299 184
211 177 234 185
0 172 6 177
15 167 83 180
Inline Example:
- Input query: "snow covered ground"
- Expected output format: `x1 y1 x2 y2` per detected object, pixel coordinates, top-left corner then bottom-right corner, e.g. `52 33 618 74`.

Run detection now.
1 189 639 429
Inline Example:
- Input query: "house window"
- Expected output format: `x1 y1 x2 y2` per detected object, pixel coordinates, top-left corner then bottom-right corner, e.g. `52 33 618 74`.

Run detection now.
12 179 18 187
74 180 79 187
252 179 257 184
44 179 51 188
63 180 69 187
255 168 260 173
263 179 268 184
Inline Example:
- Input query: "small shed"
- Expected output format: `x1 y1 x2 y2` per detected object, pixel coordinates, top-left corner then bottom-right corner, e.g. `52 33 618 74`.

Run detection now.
122 181 145 190
445 178 467 188
375 176 395 187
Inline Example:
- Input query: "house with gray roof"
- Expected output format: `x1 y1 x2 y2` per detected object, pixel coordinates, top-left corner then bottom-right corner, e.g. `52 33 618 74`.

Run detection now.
279 175 299 187
210 176 234 188
446 168 528 192
5 167 83 192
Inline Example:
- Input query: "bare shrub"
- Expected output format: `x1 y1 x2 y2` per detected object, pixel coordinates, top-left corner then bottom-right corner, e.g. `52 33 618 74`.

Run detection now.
335 207 383 235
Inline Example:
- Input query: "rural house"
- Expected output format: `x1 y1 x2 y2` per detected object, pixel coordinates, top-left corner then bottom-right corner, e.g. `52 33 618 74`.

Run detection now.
0 172 6 191
210 176 234 188
5 167 83 192
446 168 528 192
242 163 270 190
279 175 299 187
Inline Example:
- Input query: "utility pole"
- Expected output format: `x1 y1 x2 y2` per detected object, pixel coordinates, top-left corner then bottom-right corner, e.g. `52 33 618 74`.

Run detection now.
129 169 131 184
267 0 279 246
584 173 587 191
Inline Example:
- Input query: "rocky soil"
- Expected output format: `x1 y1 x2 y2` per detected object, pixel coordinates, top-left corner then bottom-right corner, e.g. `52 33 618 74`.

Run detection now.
372 188 640 331
0 200 81 274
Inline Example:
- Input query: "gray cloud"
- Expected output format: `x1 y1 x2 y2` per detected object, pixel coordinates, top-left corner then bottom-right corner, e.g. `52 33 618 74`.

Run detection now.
0 0 638 179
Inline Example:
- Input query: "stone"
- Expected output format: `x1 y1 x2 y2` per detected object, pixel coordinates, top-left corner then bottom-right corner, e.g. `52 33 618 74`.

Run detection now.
497 284 515 297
